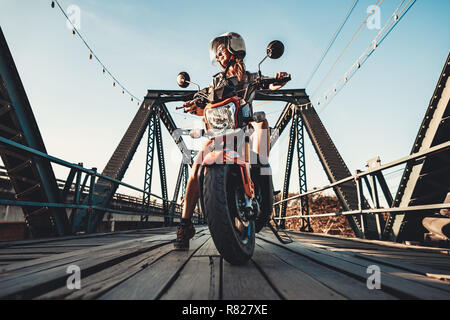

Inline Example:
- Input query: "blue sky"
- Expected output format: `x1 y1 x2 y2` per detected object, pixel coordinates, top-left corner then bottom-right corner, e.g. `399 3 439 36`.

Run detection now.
0 0 449 202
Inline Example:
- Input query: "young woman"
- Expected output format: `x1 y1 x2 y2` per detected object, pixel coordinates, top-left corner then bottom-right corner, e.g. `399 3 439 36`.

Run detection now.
174 32 288 250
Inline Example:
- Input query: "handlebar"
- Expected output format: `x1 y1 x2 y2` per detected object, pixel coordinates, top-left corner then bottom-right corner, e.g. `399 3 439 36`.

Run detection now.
257 74 291 89
176 97 205 110
176 74 291 111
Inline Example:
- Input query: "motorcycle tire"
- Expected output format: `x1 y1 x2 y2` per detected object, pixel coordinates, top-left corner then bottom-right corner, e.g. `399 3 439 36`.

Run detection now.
252 166 274 233
202 164 255 265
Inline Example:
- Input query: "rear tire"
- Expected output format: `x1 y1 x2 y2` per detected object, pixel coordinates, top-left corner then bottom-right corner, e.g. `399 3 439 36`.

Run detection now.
202 165 255 265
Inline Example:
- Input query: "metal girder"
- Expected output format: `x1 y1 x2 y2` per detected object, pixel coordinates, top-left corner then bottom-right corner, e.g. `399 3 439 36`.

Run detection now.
168 162 189 225
158 102 191 164
280 112 297 229
79 96 159 234
0 27 70 237
270 103 294 148
296 108 312 232
155 113 169 218
278 104 311 231
384 53 450 242
141 111 157 222
299 104 370 239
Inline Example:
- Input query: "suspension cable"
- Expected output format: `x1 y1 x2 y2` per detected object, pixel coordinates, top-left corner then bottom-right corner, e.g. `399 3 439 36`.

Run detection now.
304 0 360 89
311 0 385 99
316 0 416 114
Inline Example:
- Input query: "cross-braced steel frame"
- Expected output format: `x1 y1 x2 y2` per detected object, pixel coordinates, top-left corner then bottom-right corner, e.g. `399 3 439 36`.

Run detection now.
1 22 447 241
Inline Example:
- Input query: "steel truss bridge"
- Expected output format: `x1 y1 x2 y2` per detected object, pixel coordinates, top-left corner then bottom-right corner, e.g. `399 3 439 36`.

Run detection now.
0 27 449 300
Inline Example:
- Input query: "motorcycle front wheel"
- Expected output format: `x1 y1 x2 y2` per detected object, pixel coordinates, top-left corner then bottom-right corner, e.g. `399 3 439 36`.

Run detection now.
202 164 255 265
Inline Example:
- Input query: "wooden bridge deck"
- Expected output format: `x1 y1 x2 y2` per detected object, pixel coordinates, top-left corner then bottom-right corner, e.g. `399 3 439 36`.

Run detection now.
0 226 449 300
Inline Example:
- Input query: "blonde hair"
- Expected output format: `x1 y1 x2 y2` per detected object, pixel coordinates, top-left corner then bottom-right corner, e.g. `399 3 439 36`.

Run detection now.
227 57 246 82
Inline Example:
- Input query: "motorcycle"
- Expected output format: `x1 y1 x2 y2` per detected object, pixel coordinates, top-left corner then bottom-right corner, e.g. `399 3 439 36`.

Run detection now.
177 40 291 265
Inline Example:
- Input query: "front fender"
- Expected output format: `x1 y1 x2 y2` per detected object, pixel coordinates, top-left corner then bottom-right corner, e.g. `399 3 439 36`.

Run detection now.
202 150 254 198
202 150 246 166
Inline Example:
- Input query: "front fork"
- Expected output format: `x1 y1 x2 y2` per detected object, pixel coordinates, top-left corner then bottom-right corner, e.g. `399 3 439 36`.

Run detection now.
242 135 261 220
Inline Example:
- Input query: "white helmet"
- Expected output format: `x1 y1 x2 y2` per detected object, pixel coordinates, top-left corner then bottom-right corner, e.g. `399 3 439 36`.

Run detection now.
209 32 246 66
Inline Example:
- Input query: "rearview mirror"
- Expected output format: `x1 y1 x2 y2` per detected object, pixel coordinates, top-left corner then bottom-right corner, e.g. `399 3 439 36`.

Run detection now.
267 40 284 59
177 72 191 88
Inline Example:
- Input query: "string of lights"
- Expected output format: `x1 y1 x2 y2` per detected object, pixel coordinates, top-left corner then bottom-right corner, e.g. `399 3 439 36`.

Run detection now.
50 0 142 106
315 0 416 114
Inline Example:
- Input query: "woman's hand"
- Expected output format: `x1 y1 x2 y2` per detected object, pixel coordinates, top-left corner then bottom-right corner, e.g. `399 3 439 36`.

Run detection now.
269 72 289 91
183 99 204 116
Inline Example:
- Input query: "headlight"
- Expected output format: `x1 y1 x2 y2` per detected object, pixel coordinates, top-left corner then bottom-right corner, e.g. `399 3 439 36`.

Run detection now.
205 102 236 134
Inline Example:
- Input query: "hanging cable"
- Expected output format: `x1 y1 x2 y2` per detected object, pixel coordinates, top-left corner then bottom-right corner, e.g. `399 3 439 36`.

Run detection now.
311 0 385 99
50 0 142 105
316 0 416 114
304 0 360 89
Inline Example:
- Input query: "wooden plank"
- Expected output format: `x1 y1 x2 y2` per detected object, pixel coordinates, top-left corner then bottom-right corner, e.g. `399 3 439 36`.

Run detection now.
256 240 396 300
0 247 90 255
351 252 450 277
0 233 174 275
194 237 220 257
99 235 209 300
296 242 450 277
257 233 450 299
0 240 172 299
0 228 157 248
317 248 450 259
160 256 221 300
37 243 175 300
252 246 346 300
222 259 280 300
284 237 450 293
0 254 48 261
283 230 450 254
5 244 101 248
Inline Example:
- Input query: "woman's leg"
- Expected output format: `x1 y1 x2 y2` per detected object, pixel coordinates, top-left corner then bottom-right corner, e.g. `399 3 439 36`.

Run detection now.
251 119 270 163
174 141 212 250
182 163 201 220
181 140 213 220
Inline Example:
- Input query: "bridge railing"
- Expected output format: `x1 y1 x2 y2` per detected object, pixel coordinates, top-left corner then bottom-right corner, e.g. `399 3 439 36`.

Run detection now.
0 136 188 222
273 141 450 239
